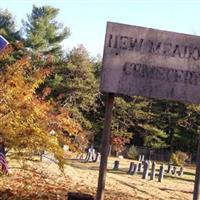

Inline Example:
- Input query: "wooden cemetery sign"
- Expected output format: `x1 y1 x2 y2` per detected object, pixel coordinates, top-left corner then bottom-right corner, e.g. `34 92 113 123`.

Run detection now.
100 22 200 104
96 22 200 200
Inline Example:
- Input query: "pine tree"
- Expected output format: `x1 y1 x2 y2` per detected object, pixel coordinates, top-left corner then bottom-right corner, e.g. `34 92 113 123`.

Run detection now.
47 45 99 130
0 9 21 41
23 5 70 57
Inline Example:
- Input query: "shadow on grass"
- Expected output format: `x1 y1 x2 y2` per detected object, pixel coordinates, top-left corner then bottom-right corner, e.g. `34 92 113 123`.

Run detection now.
110 177 158 199
111 176 193 199
164 173 194 183
184 171 195 176
159 187 193 194
67 159 195 184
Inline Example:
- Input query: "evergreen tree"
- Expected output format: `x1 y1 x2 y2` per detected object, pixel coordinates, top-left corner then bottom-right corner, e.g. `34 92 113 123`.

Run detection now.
150 100 187 152
0 9 26 69
23 5 70 57
47 45 99 130
0 9 21 41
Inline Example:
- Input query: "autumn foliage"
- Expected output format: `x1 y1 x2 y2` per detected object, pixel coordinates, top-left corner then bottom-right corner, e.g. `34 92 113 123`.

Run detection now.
111 132 132 154
0 45 87 169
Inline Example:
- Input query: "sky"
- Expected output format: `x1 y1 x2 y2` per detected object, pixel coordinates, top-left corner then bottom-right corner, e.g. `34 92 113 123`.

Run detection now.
1 0 200 56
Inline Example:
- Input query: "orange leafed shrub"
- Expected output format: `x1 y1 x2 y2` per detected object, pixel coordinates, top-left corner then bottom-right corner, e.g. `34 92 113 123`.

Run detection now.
0 46 87 170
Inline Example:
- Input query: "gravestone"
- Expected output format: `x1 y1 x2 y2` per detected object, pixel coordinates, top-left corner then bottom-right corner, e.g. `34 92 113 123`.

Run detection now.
76 153 83 160
128 162 134 174
167 164 172 174
141 155 145 162
147 160 152 166
158 164 164 182
94 152 101 162
178 167 184 176
150 161 156 180
113 160 120 170
142 161 149 179
138 162 142 172
130 164 138 175
85 146 96 162
172 166 177 175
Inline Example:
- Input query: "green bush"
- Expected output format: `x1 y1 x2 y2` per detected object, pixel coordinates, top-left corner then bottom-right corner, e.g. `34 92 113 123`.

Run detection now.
170 151 188 166
127 145 138 160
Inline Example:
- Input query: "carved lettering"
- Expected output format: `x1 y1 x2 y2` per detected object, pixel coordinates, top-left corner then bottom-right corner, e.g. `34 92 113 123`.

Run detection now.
163 43 173 56
120 36 129 49
123 62 200 86
172 45 182 58
107 34 200 61
148 40 162 54
183 46 190 58
192 47 200 60
129 38 144 51
174 69 184 83
101 22 200 104
114 35 119 48
108 34 113 48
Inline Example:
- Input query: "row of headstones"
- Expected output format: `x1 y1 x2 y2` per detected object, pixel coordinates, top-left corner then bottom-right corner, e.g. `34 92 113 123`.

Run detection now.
85 152 101 162
113 160 183 182
76 151 101 162
138 154 184 176
138 154 145 162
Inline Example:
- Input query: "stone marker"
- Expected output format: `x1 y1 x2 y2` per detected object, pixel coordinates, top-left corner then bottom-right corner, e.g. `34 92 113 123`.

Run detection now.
80 154 84 160
128 162 134 174
94 152 101 162
150 161 156 180
172 166 177 175
178 167 184 176
113 160 120 170
88 153 93 162
142 161 149 179
138 155 141 161
158 164 165 182
77 154 83 160
141 155 145 162
138 162 142 172
147 160 152 166
167 164 172 173
130 164 138 175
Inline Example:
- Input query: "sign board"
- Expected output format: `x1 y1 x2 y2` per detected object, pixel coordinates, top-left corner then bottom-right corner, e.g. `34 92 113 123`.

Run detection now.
100 22 200 104
0 35 9 52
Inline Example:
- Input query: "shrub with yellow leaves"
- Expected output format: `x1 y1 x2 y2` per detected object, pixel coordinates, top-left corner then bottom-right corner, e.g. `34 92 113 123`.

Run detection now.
0 46 87 170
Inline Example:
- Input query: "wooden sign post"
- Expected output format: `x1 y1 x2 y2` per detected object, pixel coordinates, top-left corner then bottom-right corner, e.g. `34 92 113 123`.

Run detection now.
194 129 200 200
97 21 200 200
96 93 114 200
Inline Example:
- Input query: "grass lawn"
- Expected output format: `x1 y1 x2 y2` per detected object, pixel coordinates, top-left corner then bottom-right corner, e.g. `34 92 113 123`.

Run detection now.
0 156 196 199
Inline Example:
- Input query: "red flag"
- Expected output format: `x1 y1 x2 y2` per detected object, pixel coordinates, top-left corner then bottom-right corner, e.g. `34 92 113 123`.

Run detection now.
0 152 8 174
